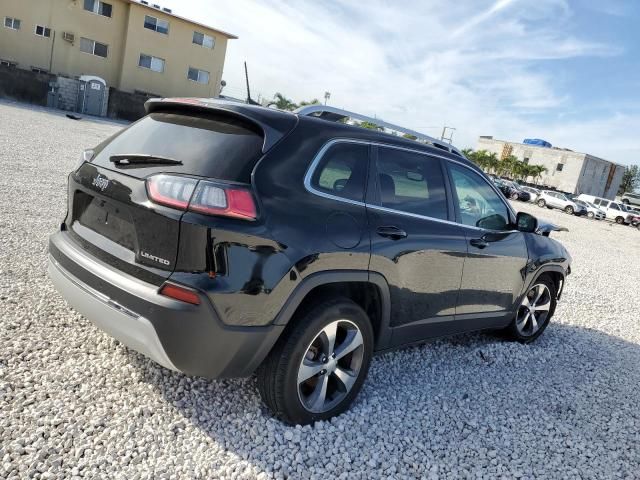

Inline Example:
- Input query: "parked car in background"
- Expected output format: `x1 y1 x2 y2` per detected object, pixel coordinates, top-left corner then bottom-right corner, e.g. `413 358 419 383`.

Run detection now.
574 199 605 220
492 178 515 198
576 195 635 224
620 191 640 207
520 186 541 203
500 180 532 202
537 191 587 216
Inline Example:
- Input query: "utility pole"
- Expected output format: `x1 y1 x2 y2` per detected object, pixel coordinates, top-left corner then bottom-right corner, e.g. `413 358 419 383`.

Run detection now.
324 91 331 105
244 61 252 104
441 126 456 144
48 30 56 72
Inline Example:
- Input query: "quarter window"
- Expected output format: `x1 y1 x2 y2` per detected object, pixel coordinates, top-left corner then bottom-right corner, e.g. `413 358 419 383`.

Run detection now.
375 147 448 219
144 15 169 34
193 31 215 49
187 67 210 84
35 25 52 37
84 0 112 18
80 38 108 58
139 54 165 73
4 17 21 30
310 143 368 202
449 163 510 230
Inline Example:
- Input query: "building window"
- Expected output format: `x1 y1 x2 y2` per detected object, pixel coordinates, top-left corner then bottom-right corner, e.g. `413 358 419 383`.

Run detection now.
0 59 18 67
84 0 112 18
144 15 169 34
193 31 215 49
4 17 21 30
35 25 52 37
187 67 210 84
80 37 109 58
31 67 48 74
556 163 564 172
139 54 165 73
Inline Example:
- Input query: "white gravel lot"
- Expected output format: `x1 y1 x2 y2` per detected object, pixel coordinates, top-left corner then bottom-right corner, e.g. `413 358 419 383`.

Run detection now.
1 100 639 479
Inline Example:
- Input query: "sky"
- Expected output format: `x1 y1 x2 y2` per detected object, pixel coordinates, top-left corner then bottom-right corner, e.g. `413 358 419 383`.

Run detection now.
161 0 640 165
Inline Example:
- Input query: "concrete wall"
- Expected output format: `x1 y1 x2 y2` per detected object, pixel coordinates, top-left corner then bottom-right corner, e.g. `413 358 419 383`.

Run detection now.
0 64 54 105
107 87 147 121
55 75 79 111
0 0 232 96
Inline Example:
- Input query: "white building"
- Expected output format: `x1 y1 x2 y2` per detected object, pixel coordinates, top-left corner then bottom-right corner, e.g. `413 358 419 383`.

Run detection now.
477 137 625 199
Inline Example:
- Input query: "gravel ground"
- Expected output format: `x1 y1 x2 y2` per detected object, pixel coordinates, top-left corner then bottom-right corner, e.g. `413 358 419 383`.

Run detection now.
1 100 639 479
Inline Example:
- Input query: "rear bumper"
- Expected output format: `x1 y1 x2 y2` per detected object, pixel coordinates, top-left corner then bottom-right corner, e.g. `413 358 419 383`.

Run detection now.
48 231 283 378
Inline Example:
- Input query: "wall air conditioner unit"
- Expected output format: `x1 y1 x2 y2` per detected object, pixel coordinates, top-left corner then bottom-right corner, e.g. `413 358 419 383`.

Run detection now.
62 32 75 43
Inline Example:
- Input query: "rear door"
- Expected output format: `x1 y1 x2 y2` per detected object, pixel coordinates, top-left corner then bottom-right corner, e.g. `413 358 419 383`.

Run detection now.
446 162 528 322
65 110 268 283
366 145 468 346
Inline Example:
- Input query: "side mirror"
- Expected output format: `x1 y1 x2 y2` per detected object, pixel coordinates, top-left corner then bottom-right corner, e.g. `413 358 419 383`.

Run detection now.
516 211 538 233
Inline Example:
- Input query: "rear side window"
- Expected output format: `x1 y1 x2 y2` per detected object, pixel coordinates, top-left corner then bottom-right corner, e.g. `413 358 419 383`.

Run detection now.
310 142 368 202
375 147 448 219
92 112 264 183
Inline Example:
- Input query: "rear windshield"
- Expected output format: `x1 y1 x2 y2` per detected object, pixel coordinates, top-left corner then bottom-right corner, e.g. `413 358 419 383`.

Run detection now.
92 112 264 183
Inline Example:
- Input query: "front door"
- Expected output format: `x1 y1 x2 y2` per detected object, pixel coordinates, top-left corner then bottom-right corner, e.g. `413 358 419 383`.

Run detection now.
366 145 468 346
446 162 528 324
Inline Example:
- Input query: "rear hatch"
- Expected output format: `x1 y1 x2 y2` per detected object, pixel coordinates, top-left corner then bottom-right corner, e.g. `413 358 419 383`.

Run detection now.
64 106 280 284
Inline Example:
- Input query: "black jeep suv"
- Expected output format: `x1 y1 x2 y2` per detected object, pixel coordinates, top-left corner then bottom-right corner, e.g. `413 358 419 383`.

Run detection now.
49 98 571 425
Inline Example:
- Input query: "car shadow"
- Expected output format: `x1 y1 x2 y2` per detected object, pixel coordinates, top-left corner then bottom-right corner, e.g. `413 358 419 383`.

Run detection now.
124 322 640 477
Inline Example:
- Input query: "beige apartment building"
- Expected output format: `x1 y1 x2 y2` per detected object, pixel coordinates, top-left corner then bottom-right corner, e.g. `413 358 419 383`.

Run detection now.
0 0 236 98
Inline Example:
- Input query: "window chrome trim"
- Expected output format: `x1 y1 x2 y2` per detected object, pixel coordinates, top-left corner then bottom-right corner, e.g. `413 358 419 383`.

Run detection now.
303 138 518 232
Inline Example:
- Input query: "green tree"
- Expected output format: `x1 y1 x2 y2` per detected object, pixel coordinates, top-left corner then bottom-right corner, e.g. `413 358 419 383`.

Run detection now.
268 93 297 111
619 165 640 194
403 133 418 140
357 121 383 131
298 98 321 107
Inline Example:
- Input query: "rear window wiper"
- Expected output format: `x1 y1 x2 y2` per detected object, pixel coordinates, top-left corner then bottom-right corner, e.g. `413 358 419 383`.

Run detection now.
109 154 183 166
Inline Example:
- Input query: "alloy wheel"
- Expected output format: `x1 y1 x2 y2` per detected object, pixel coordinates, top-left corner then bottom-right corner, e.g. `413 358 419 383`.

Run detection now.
588 212 594 219
537 199 546 207
565 206 574 214
516 284 552 337
297 320 364 413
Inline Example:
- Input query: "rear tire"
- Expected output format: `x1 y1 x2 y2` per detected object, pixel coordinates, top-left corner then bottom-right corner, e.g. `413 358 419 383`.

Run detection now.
537 199 546 208
256 298 374 425
564 206 574 215
505 275 557 344
587 212 594 219
510 192 519 201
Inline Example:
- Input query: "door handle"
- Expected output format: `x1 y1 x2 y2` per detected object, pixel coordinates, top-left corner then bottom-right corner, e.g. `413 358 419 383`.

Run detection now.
376 225 407 240
470 237 489 249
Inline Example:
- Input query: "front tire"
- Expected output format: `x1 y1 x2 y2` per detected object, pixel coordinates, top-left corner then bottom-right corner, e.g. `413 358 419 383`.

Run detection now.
537 199 546 208
256 298 374 425
615 216 625 224
587 211 594 219
505 275 557 343
510 192 519 201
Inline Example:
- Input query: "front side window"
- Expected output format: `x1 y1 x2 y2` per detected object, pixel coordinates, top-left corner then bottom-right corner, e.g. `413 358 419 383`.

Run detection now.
310 143 368 202
449 163 510 230
35 25 51 37
144 15 169 34
193 31 215 49
4 17 21 30
610 203 620 211
139 54 165 73
375 147 448 219
187 67 210 84
80 37 108 58
84 0 112 18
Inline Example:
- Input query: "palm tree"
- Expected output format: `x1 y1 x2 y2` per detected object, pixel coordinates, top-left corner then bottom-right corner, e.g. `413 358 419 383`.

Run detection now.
268 93 297 111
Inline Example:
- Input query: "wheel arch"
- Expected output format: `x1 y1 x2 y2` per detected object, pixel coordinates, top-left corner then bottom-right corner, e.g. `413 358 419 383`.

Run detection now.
527 266 566 300
272 271 392 350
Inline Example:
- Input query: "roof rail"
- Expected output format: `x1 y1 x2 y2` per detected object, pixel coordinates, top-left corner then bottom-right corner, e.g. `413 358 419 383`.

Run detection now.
294 105 463 156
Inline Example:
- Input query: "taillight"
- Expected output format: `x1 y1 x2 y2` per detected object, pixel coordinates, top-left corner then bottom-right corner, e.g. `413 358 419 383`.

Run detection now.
159 283 201 305
147 175 198 210
189 181 257 220
146 175 257 220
